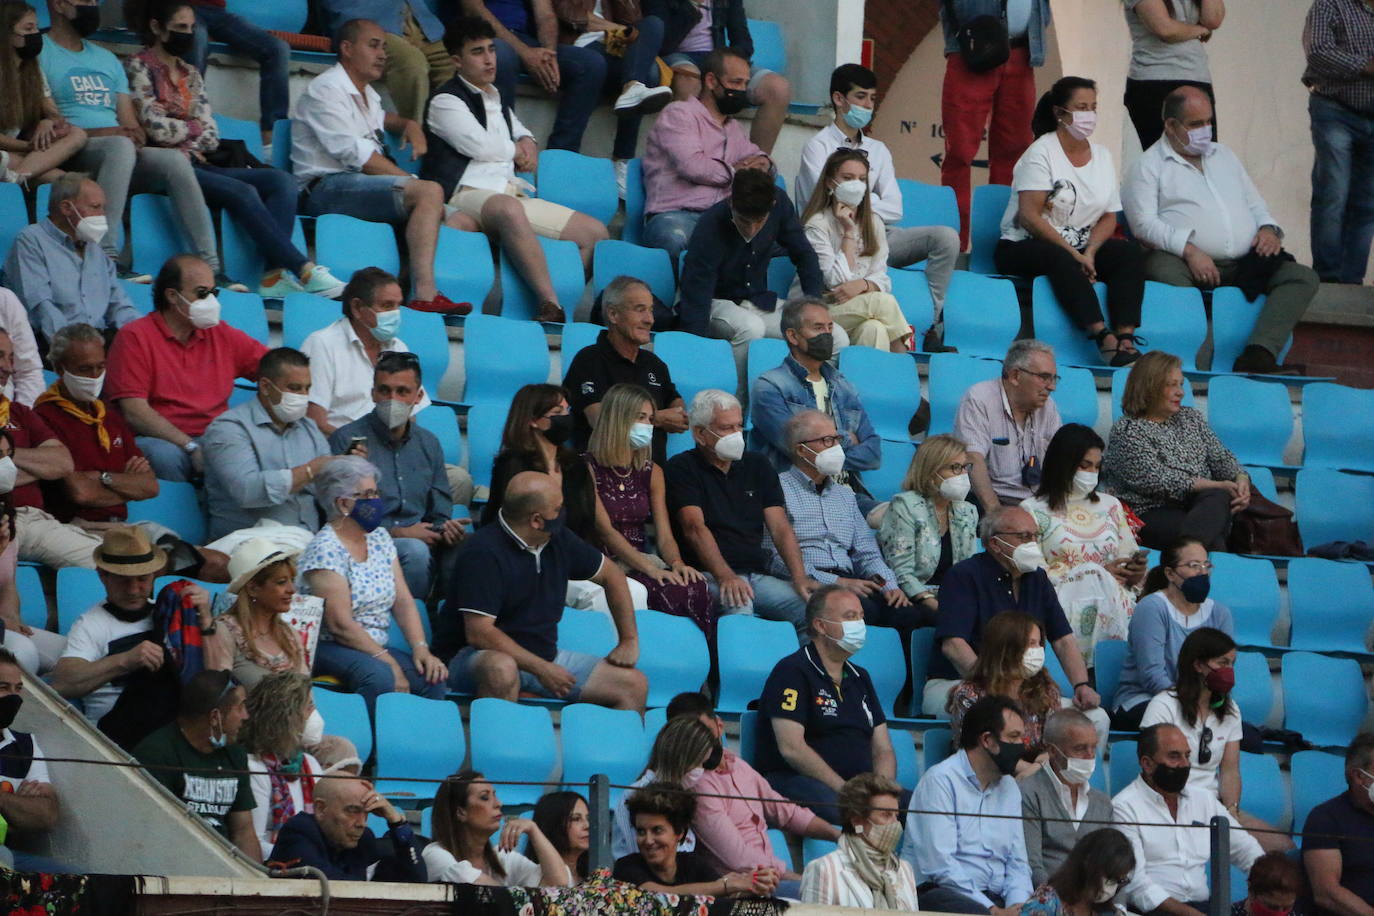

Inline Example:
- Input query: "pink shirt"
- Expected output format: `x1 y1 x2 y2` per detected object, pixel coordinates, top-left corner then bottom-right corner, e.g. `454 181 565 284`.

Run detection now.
692 749 815 875
642 96 766 217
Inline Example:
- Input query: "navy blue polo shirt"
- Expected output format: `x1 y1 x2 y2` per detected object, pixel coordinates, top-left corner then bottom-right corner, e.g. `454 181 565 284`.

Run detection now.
928 550 1072 681
754 644 886 781
1303 792 1374 905
563 330 682 466
437 514 605 662
665 447 785 575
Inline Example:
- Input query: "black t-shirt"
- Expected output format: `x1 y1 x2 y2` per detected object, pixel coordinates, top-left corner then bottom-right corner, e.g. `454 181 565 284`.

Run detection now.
480 448 598 542
613 851 720 888
754 644 887 781
133 723 254 837
665 447 785 574
1303 791 1374 906
563 331 682 466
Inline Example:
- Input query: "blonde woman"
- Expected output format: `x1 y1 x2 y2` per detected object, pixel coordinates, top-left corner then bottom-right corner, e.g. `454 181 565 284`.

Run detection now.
205 538 308 688
876 433 980 623
585 383 715 634
239 672 321 853
795 148 911 352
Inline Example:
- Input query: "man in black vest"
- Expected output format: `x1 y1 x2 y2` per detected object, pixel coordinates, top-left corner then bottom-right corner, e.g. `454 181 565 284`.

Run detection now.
0 648 62 872
420 16 609 323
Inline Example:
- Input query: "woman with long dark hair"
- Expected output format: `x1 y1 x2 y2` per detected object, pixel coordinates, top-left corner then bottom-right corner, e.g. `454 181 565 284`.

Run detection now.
531 791 590 884
994 76 1146 367
0 1 86 183
424 770 571 886
1021 423 1144 667
1021 827 1135 916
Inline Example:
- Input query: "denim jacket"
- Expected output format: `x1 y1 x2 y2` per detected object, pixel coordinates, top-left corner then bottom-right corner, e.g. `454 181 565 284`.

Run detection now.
940 0 1053 67
749 355 880 473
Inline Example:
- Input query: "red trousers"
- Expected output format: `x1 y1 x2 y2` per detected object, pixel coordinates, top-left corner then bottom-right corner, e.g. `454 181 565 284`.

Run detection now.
939 46 1036 247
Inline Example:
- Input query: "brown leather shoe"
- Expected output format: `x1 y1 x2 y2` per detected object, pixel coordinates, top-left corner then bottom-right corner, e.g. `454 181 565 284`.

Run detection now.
1231 345 1303 376
534 301 566 323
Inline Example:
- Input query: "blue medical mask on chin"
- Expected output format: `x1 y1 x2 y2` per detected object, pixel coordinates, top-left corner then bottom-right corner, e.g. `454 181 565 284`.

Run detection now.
208 712 229 749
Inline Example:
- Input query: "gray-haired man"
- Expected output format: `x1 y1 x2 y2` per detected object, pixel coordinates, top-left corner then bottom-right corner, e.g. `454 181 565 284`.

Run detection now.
1022 707 1114 885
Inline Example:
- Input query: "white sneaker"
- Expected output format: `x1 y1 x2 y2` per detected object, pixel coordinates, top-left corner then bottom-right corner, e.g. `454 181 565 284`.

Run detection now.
298 264 346 299
613 81 673 117
257 270 305 300
614 159 629 200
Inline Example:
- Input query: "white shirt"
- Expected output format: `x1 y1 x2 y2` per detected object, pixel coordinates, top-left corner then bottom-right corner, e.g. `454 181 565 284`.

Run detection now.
796 210 892 294
0 287 43 406
799 845 921 910
1121 138 1279 261
59 602 154 724
0 729 50 789
1050 767 1091 828
299 317 428 429
247 752 320 853
796 123 904 225
1140 691 1242 797
1001 132 1122 250
422 843 558 885
426 76 533 195
1112 775 1261 912
292 64 388 181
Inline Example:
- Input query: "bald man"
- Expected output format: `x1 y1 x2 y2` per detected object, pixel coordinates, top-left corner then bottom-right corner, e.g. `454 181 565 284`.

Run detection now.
269 777 424 880
435 471 648 711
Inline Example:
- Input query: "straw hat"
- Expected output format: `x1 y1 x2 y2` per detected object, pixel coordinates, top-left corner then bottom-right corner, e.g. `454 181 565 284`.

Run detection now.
92 526 167 577
227 538 303 595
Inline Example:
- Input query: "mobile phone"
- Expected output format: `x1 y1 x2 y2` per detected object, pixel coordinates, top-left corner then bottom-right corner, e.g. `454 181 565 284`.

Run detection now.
1132 549 1149 565
343 436 366 455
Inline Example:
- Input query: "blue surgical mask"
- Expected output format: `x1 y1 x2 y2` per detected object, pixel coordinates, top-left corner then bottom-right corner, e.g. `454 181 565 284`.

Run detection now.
628 422 654 450
371 309 401 342
843 102 873 130
348 497 387 533
209 713 229 749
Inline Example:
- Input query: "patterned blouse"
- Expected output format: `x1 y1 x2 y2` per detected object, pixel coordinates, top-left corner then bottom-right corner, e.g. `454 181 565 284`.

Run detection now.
299 524 398 645
876 490 979 598
124 47 219 153
1101 407 1241 514
948 679 1061 749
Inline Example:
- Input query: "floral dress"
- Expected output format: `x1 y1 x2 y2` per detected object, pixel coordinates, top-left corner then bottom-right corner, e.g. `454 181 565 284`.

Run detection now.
1021 493 1139 667
587 457 717 637
299 524 398 645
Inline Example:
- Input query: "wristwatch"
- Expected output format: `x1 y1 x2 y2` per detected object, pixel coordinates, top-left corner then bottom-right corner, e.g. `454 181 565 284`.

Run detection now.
1261 224 1284 240
99 471 113 488
182 441 199 455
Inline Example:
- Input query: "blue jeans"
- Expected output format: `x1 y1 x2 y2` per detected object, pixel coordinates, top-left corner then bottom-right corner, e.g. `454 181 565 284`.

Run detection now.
189 6 290 131
703 571 808 639
194 163 308 275
137 435 196 482
587 15 665 159
493 33 608 151
313 641 446 712
643 209 702 266
1309 92 1374 284
392 535 434 604
302 171 411 224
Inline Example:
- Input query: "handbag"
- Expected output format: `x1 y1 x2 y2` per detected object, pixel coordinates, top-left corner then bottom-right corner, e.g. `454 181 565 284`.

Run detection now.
1227 489 1304 557
943 0 1010 73
202 138 264 170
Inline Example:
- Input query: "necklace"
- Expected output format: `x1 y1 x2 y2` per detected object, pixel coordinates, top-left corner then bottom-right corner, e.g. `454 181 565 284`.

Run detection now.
609 463 635 491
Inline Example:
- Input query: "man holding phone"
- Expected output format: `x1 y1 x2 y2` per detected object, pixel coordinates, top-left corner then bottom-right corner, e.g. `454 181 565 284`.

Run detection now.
329 352 464 603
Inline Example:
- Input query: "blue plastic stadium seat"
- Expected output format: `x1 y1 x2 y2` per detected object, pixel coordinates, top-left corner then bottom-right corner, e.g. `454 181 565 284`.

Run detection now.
1296 467 1374 552
652 331 735 408
767 257 797 301
895 180 959 232
1206 376 1297 470
126 480 207 543
1238 751 1289 829
1044 648 1072 695
212 113 265 159
0 184 26 263
537 150 618 227
373 693 463 805
927 353 1001 436
561 704 646 803
271 119 291 172
1055 366 1099 429
592 240 675 306
435 227 495 310
892 729 919 786
281 292 338 351
923 727 951 770
623 158 645 245
560 322 603 367
889 266 935 333
1231 651 1273 725
465 403 506 491
909 628 935 714
462 314 551 409
745 337 790 407
968 184 1011 274
469 697 557 806
1209 554 1279 649
1138 282 1207 371
1291 750 1345 831
746 19 787 74
312 687 372 762
1110 367 1194 421
850 626 908 718
218 290 269 344
802 837 838 866
55 567 106 635
1283 651 1367 748
768 828 792 871
1302 383 1374 472
864 439 916 505
499 236 585 322
1243 465 1279 503
230 0 306 34
1031 277 1110 369
1285 557 1374 655
1108 739 1138 797
558 608 618 656
1211 287 1291 373
717 615 798 715
130 194 194 279
737 709 758 764
316 214 401 282
415 404 462 466
943 273 1020 359
1093 639 1127 710
384 130 421 175
398 308 449 390
643 705 667 738
836 347 919 441
635 609 710 708
16 566 45 632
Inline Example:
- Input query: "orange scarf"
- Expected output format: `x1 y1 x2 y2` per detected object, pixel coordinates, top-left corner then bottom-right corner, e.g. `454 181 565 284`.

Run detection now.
34 383 109 451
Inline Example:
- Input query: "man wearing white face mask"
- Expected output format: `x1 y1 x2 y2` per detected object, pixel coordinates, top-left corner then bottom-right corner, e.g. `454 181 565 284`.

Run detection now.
1021 708 1113 886
4 174 139 347
201 348 343 540
1122 86 1317 375
666 388 819 638
329 352 464 602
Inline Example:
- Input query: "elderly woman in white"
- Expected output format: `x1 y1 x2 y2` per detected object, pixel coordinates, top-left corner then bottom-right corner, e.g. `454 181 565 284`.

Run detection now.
800 773 919 910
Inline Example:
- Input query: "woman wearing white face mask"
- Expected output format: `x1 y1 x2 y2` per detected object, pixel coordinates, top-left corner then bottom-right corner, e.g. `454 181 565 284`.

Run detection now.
1021 424 1144 668
948 611 1060 778
995 76 1148 367
1021 827 1135 916
238 672 324 853
611 715 717 861
794 149 912 353
800 772 918 909
877 434 979 626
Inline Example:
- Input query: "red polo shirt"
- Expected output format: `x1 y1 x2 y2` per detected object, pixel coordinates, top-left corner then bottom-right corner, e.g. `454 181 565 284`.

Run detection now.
4 402 60 511
104 311 268 438
34 399 144 523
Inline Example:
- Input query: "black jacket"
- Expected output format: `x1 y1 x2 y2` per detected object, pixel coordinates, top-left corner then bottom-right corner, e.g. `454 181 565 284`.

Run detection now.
645 0 752 59
268 812 426 883
419 75 516 202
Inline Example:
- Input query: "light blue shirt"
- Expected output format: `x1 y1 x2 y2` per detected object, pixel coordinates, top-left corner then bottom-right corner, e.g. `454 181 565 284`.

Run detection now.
39 35 128 130
903 749 1034 909
200 396 330 539
1114 592 1234 713
2 220 138 340
1006 0 1034 37
766 466 898 586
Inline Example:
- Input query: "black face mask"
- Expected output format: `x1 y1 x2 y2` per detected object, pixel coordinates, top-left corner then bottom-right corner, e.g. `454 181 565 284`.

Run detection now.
105 601 154 624
541 412 574 446
703 740 724 771
801 331 833 362
163 29 194 59
715 86 750 116
69 4 101 37
1149 761 1191 794
0 694 22 731
14 33 41 60
1178 573 1211 603
988 738 1023 777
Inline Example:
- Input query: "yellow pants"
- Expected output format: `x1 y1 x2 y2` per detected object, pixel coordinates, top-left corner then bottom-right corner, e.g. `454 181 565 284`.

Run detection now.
383 9 455 123
829 290 910 350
